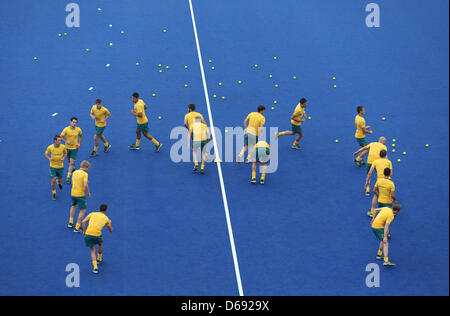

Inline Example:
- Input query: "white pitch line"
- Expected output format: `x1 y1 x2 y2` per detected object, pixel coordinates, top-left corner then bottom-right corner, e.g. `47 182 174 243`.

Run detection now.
188 0 244 297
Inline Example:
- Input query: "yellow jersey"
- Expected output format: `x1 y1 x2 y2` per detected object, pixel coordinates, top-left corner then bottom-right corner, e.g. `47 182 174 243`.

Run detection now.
134 99 148 124
61 126 82 150
372 158 392 179
91 105 111 127
355 115 366 138
71 169 88 197
366 142 387 164
372 207 395 229
375 178 395 204
246 112 265 136
255 141 270 149
191 122 209 141
291 103 306 126
85 212 111 237
45 144 67 168
185 111 204 129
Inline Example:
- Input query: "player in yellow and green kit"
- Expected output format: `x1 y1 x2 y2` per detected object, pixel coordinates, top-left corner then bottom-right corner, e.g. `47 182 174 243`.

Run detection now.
365 149 392 196
82 204 113 274
129 92 162 152
188 116 211 174
61 117 83 183
248 140 270 184
238 105 266 163
44 135 67 200
69 160 91 233
89 99 111 157
276 98 307 149
371 204 402 267
368 167 397 219
354 106 373 166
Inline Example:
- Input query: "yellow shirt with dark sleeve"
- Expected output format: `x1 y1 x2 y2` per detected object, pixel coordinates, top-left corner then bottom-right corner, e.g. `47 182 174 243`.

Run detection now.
366 142 387 164
291 104 306 126
190 122 209 141
134 99 148 124
355 115 366 138
375 178 395 204
91 106 111 127
372 158 393 179
45 144 67 168
71 169 88 197
85 212 111 237
372 207 395 229
61 126 82 150
185 112 204 129
246 112 265 136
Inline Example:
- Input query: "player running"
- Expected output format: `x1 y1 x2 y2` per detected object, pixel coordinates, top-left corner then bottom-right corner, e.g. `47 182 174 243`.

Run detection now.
128 92 163 152
353 137 387 178
69 160 91 233
365 149 392 196
371 204 402 267
89 99 111 157
248 140 270 184
368 167 396 218
44 135 67 200
238 105 266 163
82 204 113 274
276 98 307 149
188 116 211 174
61 117 83 184
354 106 373 166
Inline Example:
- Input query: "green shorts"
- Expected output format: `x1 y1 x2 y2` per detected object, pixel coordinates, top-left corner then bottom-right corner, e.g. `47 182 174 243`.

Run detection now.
356 137 369 147
251 147 270 163
291 124 303 134
378 202 393 208
49 167 64 179
72 196 87 210
244 133 258 147
95 126 106 136
372 228 385 241
84 235 103 248
193 140 209 152
67 149 79 161
137 122 149 134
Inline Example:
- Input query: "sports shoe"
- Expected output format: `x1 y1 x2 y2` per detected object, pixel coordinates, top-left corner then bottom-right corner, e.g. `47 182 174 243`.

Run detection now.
200 168 205 174
193 165 199 171
367 211 373 218
292 144 302 150
155 143 163 152
58 182 63 190
354 159 362 167
93 268 99 274
65 177 71 184
73 227 83 233
376 254 384 260
104 144 111 153
129 144 140 150
52 193 56 201
365 191 370 197
383 261 396 267
90 150 98 157
67 223 74 229
260 178 265 185
97 259 103 265
251 178 256 184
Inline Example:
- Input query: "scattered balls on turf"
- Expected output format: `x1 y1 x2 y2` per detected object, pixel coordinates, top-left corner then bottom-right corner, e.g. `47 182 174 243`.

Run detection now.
274 84 278 88
158 116 162 120
184 84 188 87
393 139 396 142
238 81 242 84
274 100 277 104
397 159 401 162
33 57 37 60
58 34 62 37
332 76 336 80
333 85 337 88
213 95 217 98
136 62 140 66
293 76 297 79
392 144 395 147
121 31 124 34
308 116 311 120
254 64 258 67
159 70 162 73
269 74 273 78
382 117 386 121
335 139 339 143
109 42 113 46
271 107 275 110
218 82 222 86
106 64 110 67
392 149 396 153
274 56 277 60
185 65 188 69
64 32 67 36
221 96 225 99
211 66 215 70
426 144 429 147
403 152 406 155
158 64 162 67
152 93 156 97
86 48 89 52
209 59 212 63
163 29 167 32
166 66 169 69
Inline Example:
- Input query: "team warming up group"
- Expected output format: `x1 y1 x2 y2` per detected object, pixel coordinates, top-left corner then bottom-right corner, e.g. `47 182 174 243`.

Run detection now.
44 94 400 274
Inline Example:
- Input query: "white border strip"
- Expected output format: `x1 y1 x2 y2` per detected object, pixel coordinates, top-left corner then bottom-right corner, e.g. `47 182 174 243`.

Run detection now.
188 0 244 297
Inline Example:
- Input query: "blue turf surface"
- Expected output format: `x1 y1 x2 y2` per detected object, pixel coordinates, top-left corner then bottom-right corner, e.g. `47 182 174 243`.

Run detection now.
0 0 448 295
